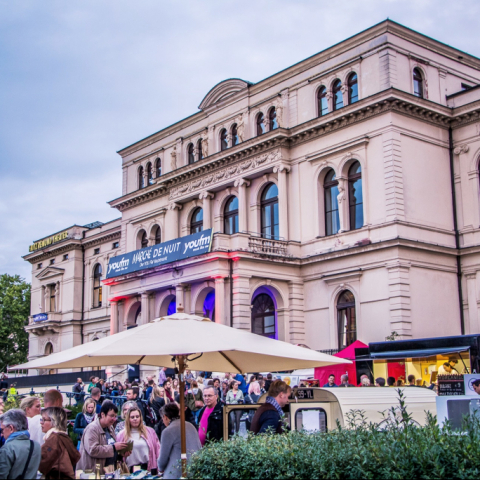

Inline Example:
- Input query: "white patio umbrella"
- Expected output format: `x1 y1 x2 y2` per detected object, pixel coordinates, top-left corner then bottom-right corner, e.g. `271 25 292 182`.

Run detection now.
11 312 350 475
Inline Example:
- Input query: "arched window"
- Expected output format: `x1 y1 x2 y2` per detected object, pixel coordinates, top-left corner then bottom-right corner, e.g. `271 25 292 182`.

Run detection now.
251 293 276 339
413 68 423 98
45 342 53 356
197 139 203 161
134 305 141 325
140 230 148 248
220 128 228 151
317 86 328 116
261 183 279 239
155 158 162 178
337 290 356 349
347 73 358 104
256 113 265 136
138 166 144 189
93 263 102 308
324 169 340 236
348 161 363 230
188 143 195 164
268 107 278 131
190 207 203 234
224 196 239 235
332 80 343 111
153 225 161 245
147 162 154 186
231 124 239 146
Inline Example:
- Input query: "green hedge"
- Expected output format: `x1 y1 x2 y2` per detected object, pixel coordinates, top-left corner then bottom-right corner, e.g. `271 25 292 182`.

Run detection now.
187 394 480 479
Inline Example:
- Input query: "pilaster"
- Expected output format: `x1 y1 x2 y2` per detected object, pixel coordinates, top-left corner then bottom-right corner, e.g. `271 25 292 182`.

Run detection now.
232 274 251 331
382 130 405 222
387 261 411 338
288 281 305 344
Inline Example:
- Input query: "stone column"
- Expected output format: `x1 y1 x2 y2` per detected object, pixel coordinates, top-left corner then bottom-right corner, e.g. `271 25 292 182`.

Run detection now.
110 301 118 335
141 292 150 325
465 272 479 334
199 191 214 230
175 284 185 312
232 274 251 331
234 178 250 233
166 202 182 241
337 176 348 232
40 285 45 313
288 281 306 344
273 164 291 240
214 277 226 325
45 286 51 312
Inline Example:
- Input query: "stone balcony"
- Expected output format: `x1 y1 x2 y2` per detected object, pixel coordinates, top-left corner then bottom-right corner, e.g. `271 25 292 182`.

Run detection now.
212 232 293 258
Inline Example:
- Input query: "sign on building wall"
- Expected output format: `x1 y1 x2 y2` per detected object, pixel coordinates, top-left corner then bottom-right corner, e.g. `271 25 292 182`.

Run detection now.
106 229 213 279
33 313 48 323
29 230 68 252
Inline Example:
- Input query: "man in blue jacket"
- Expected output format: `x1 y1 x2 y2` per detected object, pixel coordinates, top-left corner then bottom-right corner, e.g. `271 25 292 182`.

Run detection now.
250 380 291 434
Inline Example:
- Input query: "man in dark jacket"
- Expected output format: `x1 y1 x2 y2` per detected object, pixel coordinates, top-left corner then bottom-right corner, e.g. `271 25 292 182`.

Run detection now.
197 386 223 445
250 380 291 435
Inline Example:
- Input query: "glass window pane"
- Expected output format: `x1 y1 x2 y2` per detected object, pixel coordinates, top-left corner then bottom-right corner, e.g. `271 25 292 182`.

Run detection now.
263 183 278 200
321 97 328 115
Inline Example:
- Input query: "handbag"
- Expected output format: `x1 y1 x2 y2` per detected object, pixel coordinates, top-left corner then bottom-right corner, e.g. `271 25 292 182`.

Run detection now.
195 400 204 408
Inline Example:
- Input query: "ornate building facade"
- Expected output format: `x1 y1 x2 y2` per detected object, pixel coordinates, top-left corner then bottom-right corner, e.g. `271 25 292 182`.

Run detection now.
24 21 480 369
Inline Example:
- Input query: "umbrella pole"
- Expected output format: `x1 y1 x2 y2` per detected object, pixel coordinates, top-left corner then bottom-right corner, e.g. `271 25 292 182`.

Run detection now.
178 355 187 478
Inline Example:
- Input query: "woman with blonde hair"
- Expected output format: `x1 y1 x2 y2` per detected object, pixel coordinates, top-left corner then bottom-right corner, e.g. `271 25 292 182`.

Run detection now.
114 400 137 435
116 406 160 473
39 406 81 479
149 385 166 419
20 395 43 444
73 398 96 441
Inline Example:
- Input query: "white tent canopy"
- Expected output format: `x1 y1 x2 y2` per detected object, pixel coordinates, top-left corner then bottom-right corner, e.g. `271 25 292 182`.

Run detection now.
11 313 350 373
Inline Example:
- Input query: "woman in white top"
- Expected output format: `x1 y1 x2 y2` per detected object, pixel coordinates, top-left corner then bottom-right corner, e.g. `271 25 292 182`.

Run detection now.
116 405 160 474
20 396 43 443
225 380 244 434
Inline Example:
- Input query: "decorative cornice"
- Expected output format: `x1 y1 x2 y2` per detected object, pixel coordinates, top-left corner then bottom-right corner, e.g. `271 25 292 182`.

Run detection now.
24 243 83 263
83 231 121 249
109 88 480 213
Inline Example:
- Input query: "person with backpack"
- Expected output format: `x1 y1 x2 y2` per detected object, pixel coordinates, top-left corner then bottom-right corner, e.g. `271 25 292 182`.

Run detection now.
0 409 42 479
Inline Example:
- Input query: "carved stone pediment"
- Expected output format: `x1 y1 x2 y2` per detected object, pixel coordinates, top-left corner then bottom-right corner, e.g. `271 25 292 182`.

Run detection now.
169 149 281 201
35 266 65 280
199 79 252 110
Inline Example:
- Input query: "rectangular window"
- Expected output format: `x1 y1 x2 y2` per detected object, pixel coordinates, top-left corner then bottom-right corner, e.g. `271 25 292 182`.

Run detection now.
113 242 119 249
37 263 42 269
63 254 69 261
50 258 55 265
94 247 100 255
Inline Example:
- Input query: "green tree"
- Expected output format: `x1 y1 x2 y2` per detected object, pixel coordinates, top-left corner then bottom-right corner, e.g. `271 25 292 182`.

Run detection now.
0 274 31 371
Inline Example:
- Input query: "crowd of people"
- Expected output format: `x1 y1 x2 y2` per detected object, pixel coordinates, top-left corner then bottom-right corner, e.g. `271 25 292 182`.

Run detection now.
321 373 438 388
0 371 292 478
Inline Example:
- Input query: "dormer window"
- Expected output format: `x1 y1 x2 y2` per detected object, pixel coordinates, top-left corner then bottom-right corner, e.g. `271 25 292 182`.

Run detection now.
231 124 239 146
268 108 278 131
197 139 203 161
37 263 42 269
50 259 55 265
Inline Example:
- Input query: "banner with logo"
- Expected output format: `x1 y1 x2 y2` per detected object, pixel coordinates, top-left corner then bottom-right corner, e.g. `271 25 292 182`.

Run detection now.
33 313 48 323
106 229 213 279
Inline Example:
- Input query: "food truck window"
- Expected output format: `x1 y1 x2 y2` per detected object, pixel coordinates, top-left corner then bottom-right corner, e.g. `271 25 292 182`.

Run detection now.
295 408 327 433
227 407 256 439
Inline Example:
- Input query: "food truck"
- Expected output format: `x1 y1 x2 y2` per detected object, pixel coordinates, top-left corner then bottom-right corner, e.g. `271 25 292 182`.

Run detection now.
223 386 437 439
355 334 480 386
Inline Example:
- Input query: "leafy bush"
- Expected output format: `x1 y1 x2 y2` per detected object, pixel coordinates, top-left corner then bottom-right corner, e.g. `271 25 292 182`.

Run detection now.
187 393 480 479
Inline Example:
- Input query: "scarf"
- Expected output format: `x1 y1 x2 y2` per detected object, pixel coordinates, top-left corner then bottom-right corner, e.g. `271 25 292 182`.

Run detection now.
84 412 95 424
44 428 67 441
5 430 30 444
265 396 284 417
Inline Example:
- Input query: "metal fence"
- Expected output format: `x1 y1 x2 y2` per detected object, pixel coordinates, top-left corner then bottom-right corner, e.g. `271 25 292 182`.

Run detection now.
6 370 106 389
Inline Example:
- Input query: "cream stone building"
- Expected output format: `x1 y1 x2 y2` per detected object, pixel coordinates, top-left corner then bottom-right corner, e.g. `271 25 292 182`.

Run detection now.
23 20 480 371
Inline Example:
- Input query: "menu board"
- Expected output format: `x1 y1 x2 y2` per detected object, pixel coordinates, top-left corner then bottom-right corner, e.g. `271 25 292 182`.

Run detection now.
438 375 465 396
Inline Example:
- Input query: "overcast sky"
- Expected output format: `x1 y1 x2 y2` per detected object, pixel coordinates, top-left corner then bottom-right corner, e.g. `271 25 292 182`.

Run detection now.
1 0 480 281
